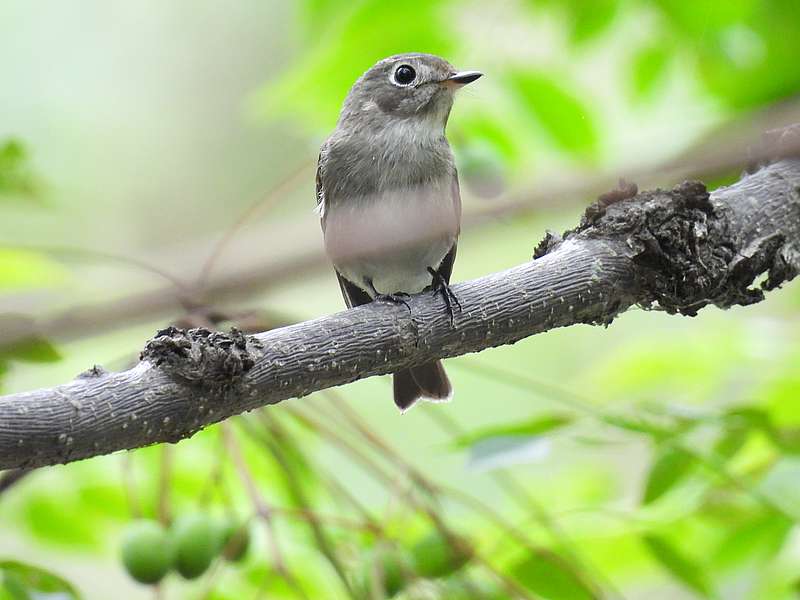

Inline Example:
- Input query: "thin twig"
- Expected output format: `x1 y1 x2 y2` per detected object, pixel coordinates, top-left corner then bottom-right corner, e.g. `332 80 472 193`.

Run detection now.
195 160 314 292
256 412 360 600
422 405 618 598
157 444 173 525
291 399 538 600
121 454 142 519
221 423 306 598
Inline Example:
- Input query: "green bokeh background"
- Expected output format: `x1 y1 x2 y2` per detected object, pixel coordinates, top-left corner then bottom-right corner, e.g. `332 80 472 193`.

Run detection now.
1 1 800 599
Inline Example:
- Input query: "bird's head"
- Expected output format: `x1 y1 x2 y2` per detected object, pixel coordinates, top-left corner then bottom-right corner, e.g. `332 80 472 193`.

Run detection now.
338 53 482 133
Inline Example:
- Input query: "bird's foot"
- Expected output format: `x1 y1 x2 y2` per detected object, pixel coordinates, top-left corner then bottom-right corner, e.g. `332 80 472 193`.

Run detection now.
375 292 413 313
427 267 461 327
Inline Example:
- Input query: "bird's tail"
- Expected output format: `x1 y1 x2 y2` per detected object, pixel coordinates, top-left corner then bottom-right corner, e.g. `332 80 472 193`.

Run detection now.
393 361 452 412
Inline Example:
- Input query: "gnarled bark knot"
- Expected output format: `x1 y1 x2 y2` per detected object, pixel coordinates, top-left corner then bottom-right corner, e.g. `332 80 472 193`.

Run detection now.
536 174 800 316
140 326 264 384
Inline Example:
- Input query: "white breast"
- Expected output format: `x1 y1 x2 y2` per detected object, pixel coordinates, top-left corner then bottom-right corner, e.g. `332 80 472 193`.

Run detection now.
323 176 458 296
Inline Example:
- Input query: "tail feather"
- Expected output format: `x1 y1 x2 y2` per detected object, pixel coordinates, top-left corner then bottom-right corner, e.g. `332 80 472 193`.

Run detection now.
393 361 452 412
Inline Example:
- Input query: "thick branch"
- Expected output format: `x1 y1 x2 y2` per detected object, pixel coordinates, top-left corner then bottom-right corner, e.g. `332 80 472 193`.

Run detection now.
1 159 798 470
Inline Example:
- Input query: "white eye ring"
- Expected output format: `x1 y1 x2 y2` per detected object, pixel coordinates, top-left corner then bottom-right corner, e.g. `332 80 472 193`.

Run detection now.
390 64 417 87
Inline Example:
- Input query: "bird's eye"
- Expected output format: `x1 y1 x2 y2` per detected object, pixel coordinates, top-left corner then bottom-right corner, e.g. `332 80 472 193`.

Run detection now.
393 64 416 86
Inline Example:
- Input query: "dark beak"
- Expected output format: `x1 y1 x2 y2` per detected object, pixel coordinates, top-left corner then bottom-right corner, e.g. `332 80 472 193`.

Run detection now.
446 70 483 86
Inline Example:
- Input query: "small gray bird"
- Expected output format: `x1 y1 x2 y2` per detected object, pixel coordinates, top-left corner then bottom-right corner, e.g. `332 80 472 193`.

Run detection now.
316 53 482 411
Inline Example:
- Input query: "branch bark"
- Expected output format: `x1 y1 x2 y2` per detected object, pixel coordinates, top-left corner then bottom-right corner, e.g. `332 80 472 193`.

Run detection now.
4 103 799 350
1 157 798 471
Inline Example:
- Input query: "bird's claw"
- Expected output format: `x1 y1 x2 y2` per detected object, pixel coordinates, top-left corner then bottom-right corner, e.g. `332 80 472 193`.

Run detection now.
375 292 413 313
427 267 461 326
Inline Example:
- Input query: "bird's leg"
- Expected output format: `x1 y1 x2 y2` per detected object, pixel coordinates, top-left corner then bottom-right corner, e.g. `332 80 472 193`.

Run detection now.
427 266 461 326
366 278 412 313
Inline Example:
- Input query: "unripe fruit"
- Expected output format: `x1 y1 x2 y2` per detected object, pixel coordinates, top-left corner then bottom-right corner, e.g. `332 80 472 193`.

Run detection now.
120 520 173 584
376 548 408 597
357 546 412 598
218 519 250 562
411 531 471 579
170 514 220 579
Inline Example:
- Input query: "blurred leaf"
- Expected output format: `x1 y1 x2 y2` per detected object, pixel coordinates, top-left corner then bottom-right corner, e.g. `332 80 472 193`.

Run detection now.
256 0 455 127
654 0 800 109
710 511 792 569
508 72 599 159
0 336 60 364
630 44 672 100
242 564 313 598
0 249 65 291
713 427 749 461
299 0 340 30
600 414 670 438
453 415 573 448
510 551 596 600
453 141 507 199
758 365 800 429
451 112 522 164
0 141 41 203
641 534 713 597
756 457 800 521
0 561 80 600
642 446 696 504
467 436 551 472
22 494 102 550
566 0 620 45
653 0 756 34
436 578 510 600
76 483 128 522
713 408 765 460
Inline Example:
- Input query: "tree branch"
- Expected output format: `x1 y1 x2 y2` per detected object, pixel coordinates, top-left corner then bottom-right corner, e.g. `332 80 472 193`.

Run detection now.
1 156 798 471
5 103 799 350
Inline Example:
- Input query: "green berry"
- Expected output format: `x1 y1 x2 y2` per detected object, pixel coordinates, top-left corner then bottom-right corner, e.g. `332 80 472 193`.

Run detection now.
358 546 412 598
218 519 250 562
170 514 220 579
120 520 173 584
411 531 471 579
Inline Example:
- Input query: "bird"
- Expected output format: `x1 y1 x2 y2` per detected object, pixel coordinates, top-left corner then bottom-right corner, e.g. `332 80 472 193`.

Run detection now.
316 53 482 411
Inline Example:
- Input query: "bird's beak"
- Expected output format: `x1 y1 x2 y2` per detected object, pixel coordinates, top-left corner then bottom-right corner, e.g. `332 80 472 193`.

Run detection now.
444 70 483 87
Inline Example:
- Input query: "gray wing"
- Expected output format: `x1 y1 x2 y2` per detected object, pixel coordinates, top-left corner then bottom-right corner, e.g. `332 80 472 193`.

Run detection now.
317 145 373 308
436 169 462 284
315 147 327 231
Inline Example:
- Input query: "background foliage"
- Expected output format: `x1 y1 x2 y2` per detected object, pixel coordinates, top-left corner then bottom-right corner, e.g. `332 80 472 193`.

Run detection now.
1 1 799 599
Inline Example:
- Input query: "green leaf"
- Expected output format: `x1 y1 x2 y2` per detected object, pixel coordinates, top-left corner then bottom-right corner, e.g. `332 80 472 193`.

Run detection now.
22 494 102 549
0 561 80 600
0 141 41 203
0 249 66 291
451 112 522 164
630 44 672 100
654 0 800 109
0 336 60 364
508 71 599 159
255 0 455 127
641 534 713 597
566 0 620 45
757 457 800 521
711 511 792 569
453 415 573 448
453 141 507 199
642 446 696 504
510 551 596 600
